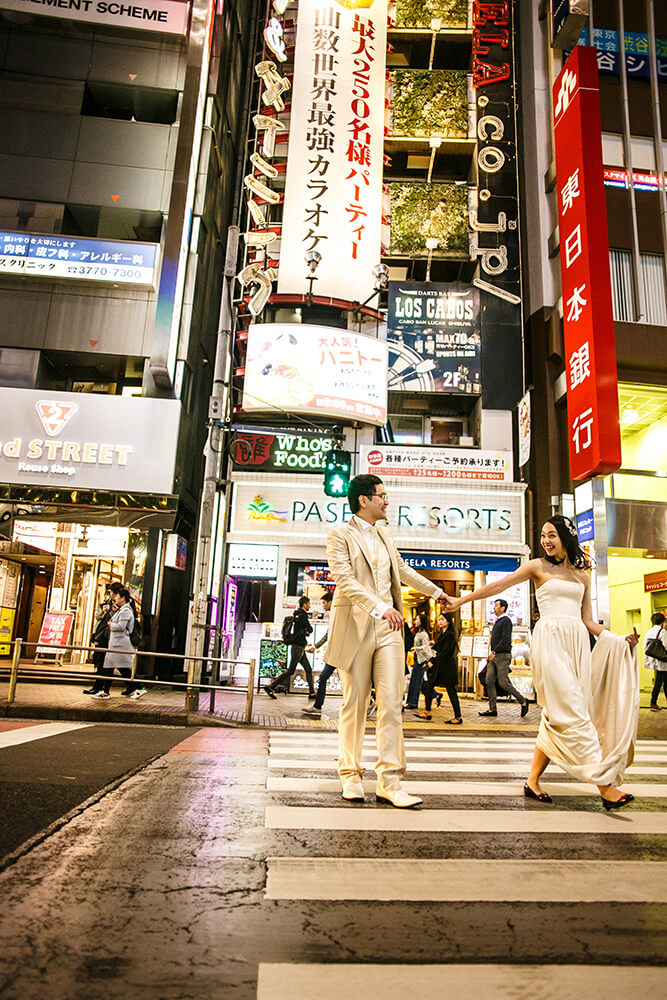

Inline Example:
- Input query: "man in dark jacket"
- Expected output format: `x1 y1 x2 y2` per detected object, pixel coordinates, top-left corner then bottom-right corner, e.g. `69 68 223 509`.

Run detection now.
266 595 315 698
479 599 528 718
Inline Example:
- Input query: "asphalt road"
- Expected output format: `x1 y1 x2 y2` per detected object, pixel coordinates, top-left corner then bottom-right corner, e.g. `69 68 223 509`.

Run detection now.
0 721 189 860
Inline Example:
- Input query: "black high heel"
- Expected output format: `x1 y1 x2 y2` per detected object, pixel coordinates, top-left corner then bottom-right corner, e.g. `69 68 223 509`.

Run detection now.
523 783 552 804
601 793 634 811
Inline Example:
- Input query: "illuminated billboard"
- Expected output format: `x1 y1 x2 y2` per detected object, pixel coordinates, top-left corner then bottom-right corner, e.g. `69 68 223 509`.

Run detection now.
242 323 388 426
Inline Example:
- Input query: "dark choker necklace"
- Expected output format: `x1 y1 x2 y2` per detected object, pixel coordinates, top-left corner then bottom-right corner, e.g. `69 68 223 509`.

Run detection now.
545 556 565 565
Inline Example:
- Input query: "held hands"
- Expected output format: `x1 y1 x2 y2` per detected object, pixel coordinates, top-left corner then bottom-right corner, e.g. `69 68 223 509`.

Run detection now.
382 607 405 632
624 627 639 649
441 594 462 612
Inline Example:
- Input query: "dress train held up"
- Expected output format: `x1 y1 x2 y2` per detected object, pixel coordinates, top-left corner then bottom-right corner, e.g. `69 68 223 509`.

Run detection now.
531 578 639 787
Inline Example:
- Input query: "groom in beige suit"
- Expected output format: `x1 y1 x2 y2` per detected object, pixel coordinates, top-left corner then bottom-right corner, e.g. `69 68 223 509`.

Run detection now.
325 475 443 808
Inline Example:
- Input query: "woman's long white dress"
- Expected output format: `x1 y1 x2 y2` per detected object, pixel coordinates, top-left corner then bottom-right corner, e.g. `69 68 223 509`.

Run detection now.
531 578 639 787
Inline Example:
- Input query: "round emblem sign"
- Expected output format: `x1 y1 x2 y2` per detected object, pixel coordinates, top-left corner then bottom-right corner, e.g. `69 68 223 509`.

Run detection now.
367 450 383 465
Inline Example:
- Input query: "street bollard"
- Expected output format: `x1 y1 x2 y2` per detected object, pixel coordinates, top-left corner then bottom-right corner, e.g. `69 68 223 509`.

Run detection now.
7 638 22 704
244 658 256 724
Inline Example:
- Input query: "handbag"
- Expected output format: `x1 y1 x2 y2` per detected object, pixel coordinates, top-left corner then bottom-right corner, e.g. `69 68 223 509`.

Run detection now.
406 650 414 667
645 628 667 663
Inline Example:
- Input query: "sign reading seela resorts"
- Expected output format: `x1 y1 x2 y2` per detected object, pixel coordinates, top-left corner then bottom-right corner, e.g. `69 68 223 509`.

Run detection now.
0 390 180 494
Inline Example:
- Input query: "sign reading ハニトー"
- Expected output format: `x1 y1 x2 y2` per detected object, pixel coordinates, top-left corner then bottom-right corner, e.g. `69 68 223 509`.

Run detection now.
553 46 621 479
242 324 388 426
387 282 480 393
277 0 386 303
0 233 158 288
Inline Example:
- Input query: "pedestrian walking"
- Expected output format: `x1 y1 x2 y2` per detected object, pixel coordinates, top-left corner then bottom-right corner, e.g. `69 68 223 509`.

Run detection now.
445 515 640 810
266 595 315 699
645 611 667 711
430 612 463 725
84 581 121 694
88 588 142 699
303 592 335 715
478 599 529 718
405 613 433 710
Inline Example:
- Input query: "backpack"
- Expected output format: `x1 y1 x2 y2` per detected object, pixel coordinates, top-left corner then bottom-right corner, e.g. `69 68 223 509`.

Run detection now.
281 615 295 645
645 628 667 663
127 600 143 649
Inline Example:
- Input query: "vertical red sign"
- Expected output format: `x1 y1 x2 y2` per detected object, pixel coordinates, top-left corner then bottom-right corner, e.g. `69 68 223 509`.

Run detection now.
553 46 621 481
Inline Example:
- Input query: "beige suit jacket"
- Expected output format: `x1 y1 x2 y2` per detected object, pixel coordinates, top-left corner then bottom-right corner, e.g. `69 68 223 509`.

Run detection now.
325 518 441 672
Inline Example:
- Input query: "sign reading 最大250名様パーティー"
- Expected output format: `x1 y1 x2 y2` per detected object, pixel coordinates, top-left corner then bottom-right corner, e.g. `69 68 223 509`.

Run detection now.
386 282 480 393
553 46 621 479
0 389 180 494
242 324 388 426
0 233 158 288
0 0 190 34
277 0 386 303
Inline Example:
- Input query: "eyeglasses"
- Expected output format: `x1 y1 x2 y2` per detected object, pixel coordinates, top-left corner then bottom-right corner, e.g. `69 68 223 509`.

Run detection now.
370 492 388 501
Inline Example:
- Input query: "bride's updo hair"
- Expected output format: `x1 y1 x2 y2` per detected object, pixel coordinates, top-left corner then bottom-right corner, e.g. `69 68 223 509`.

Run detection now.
544 514 592 569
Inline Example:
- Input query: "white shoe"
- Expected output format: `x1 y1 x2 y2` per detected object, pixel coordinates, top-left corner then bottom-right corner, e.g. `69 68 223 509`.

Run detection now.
376 786 422 808
341 779 365 802
91 691 110 700
129 689 146 699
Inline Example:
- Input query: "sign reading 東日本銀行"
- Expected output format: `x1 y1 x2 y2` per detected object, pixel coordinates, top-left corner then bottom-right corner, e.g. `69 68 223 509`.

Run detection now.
277 0 386 303
553 46 621 480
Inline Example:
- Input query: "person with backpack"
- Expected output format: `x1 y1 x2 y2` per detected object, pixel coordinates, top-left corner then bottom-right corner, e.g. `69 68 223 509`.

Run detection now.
88 588 143 699
83 581 122 694
265 595 315 699
645 611 667 711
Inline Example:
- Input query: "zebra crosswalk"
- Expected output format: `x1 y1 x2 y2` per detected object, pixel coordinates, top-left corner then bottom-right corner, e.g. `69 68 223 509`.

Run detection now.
259 730 667 997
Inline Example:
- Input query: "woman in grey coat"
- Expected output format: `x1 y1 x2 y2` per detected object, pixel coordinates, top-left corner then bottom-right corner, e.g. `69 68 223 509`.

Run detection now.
89 588 142 699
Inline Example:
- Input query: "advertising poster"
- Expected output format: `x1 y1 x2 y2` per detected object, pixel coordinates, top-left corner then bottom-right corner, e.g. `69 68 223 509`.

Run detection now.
386 282 481 393
242 323 388 425
231 431 336 474
360 444 511 482
36 612 74 655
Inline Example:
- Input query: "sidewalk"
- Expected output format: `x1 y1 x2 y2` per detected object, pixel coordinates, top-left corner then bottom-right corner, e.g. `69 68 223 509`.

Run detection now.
1 676 665 736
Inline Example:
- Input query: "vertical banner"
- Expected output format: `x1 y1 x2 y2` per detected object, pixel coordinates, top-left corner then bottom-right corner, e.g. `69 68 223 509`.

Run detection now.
552 46 621 480
277 0 387 303
518 390 531 467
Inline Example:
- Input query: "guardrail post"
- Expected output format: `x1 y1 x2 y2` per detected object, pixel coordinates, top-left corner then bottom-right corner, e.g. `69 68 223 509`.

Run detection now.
244 657 256 724
7 638 22 704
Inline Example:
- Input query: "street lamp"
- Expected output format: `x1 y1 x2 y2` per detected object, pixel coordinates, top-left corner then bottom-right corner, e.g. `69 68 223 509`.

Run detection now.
355 263 389 328
304 250 322 305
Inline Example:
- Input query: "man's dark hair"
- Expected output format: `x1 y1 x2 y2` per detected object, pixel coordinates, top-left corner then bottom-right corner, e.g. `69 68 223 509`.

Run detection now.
322 591 333 604
348 474 383 514
298 595 310 608
652 612 665 626
109 581 123 594
496 598 509 612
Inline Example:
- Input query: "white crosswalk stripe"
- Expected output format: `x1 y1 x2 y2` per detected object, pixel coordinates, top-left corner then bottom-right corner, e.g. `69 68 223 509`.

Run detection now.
261 729 667 993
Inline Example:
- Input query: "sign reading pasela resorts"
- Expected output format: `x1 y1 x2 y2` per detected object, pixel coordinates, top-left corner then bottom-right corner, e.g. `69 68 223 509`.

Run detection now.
0 0 190 34
0 390 181 494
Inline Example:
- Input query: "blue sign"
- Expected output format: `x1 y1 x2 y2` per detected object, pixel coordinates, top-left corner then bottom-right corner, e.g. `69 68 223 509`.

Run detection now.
571 28 667 81
0 232 158 287
400 553 520 573
576 510 594 542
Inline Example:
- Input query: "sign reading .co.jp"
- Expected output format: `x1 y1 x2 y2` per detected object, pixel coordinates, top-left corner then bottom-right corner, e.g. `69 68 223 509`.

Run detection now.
0 389 180 494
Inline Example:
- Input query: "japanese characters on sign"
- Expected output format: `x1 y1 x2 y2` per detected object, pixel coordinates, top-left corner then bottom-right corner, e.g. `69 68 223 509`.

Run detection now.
36 612 74 655
469 1 521 307
387 282 480 393
277 0 386 303
360 445 512 482
242 323 388 426
0 232 157 288
552 46 621 480
570 26 667 81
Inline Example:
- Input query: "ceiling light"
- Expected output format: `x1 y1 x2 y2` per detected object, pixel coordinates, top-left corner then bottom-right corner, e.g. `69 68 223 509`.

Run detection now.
620 407 639 425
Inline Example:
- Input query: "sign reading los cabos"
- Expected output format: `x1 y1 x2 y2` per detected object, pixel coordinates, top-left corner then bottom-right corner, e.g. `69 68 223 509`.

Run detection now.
0 389 180 494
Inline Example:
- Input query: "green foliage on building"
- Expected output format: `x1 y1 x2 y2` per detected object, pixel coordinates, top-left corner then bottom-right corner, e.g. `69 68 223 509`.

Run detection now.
395 0 468 29
392 70 468 138
390 183 469 255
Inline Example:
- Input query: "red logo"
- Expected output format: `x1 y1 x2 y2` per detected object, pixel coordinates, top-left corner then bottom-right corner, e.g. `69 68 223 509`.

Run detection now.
35 400 77 437
367 449 383 465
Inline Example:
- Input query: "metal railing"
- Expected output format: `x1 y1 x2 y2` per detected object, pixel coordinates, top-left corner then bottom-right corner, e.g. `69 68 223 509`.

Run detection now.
3 639 258 724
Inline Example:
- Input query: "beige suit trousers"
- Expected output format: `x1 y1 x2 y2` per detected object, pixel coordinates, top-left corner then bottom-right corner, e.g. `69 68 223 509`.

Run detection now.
338 616 406 792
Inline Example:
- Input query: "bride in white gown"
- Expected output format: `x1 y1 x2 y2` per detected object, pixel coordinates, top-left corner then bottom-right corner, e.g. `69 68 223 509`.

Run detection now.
446 515 640 810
